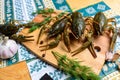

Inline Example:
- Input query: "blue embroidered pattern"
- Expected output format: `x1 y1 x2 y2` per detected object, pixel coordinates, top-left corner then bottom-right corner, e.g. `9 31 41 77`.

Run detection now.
24 0 35 20
77 1 111 17
100 61 118 77
14 0 24 20
4 0 14 22
6 52 19 66
29 59 47 74
34 0 44 10
52 0 72 12
18 44 36 61
49 69 64 80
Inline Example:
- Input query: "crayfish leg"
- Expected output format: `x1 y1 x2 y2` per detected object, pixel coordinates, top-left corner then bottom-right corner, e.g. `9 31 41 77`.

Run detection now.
71 40 92 56
21 39 34 42
39 34 61 51
88 44 97 58
36 25 46 44
10 34 34 42
107 18 116 27
85 17 93 26
105 18 117 52
63 23 71 52
39 42 58 51
109 29 117 52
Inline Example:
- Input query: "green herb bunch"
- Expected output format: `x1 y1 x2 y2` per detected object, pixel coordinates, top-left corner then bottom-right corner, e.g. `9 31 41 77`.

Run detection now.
32 8 54 15
29 8 65 33
29 16 51 32
51 51 101 80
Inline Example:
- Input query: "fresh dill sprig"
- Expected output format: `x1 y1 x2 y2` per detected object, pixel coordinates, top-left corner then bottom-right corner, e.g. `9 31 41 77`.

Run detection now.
29 12 66 33
29 25 38 33
51 51 101 80
29 16 51 33
32 8 54 15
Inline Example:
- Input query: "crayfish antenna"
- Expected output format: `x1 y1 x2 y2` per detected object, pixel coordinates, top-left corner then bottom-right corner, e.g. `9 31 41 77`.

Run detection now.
10 34 34 42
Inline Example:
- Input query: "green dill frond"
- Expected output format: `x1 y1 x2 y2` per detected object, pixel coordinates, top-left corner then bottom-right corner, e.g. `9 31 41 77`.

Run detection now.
29 25 38 33
32 8 54 15
51 51 101 80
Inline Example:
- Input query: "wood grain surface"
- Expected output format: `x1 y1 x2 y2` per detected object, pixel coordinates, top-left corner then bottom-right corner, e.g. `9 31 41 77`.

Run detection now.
19 12 112 74
0 61 31 80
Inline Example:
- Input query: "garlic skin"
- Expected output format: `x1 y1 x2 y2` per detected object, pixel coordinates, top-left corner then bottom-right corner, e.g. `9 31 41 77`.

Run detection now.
0 36 18 59
105 51 114 61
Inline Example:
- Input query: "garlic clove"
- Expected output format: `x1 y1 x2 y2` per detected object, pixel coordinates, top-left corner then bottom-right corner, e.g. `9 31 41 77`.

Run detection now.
0 46 4 58
1 46 13 59
2 51 8 59
1 47 9 59
0 39 18 59
7 40 18 55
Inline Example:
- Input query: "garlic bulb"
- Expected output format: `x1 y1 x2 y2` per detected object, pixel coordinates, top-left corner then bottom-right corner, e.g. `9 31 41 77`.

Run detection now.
0 34 18 59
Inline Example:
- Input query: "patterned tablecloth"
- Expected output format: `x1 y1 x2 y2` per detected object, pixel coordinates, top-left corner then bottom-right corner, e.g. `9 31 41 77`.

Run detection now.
1 0 120 80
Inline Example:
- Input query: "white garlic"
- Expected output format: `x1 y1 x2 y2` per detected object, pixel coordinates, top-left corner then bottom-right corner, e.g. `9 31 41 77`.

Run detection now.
105 51 114 61
0 35 18 59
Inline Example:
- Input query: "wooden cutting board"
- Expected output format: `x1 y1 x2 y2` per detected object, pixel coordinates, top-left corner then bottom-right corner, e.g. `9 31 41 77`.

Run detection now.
0 61 31 80
18 11 112 75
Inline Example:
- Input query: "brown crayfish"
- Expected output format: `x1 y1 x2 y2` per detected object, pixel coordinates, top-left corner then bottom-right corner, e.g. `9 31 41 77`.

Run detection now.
37 11 97 58
32 9 117 58
71 12 117 57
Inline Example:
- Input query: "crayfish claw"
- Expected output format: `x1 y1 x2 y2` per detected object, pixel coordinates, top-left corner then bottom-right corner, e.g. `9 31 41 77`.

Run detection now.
23 35 34 38
39 34 61 51
20 39 34 42
88 44 97 58
39 45 50 51
71 40 92 56
39 41 59 51
11 34 34 42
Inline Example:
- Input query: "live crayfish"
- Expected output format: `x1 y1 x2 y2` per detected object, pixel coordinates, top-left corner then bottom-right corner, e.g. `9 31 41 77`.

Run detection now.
35 9 117 59
38 12 86 52
72 12 117 56
0 20 34 42
90 12 117 52
36 11 97 58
